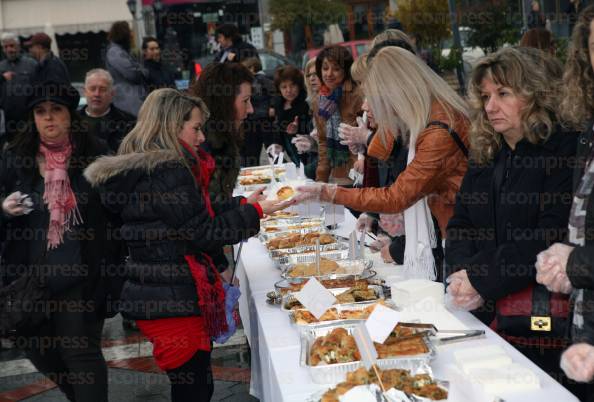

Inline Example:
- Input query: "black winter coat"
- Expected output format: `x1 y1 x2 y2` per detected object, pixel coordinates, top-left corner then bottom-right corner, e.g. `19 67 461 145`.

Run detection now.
566 126 594 344
213 40 258 64
446 131 577 312
144 59 175 92
0 136 122 317
78 105 136 152
272 93 318 178
32 52 70 84
84 150 261 320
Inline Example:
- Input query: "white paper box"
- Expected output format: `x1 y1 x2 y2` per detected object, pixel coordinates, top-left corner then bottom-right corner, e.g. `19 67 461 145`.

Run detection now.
468 363 540 394
390 279 444 309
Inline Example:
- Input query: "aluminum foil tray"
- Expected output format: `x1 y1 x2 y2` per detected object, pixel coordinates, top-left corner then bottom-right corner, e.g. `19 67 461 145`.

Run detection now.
281 259 373 280
300 322 435 384
281 285 385 312
288 300 398 329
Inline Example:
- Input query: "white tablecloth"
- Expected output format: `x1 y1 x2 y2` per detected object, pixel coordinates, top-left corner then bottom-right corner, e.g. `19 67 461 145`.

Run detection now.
236 212 579 402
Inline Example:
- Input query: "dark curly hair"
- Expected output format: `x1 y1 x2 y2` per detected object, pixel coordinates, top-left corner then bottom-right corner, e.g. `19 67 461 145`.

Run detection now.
315 45 354 86
190 62 253 138
108 21 132 52
273 65 305 94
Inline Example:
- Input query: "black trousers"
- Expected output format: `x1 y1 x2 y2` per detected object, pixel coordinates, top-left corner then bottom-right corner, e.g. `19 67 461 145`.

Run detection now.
25 286 107 402
166 350 214 402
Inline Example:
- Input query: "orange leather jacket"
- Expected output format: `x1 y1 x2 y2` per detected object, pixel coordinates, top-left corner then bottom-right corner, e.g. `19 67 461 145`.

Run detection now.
331 102 470 238
313 80 364 184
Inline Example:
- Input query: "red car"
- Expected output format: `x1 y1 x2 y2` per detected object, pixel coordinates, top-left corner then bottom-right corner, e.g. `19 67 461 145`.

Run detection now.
301 40 370 68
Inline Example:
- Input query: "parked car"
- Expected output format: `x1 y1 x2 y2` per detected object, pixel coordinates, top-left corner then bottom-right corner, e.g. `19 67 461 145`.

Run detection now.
441 27 485 74
301 40 370 68
193 49 296 80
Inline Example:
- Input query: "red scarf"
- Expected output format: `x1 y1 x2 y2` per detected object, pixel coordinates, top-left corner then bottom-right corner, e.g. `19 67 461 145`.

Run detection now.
38 137 81 250
179 139 227 337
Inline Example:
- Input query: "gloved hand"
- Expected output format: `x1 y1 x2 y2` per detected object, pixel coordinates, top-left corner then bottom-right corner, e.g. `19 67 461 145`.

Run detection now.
535 243 574 294
258 199 297 215
379 213 405 237
293 183 338 203
2 191 33 216
369 233 391 252
338 116 371 147
561 343 594 383
356 213 376 232
266 144 284 161
291 134 317 154
353 158 364 174
348 143 366 155
446 270 484 311
380 244 394 263
310 128 319 144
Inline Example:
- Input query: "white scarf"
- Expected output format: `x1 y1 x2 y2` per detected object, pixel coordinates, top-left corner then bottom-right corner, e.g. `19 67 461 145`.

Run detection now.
402 132 437 280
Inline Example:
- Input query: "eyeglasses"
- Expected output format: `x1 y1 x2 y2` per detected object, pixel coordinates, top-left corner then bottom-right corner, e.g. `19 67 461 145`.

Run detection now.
306 73 317 78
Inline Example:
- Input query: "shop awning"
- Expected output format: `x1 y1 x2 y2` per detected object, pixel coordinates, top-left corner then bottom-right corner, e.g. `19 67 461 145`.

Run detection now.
0 0 132 36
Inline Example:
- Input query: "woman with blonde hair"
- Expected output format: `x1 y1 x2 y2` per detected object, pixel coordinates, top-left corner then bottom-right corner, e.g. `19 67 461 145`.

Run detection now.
446 47 579 393
85 89 290 402
296 46 470 280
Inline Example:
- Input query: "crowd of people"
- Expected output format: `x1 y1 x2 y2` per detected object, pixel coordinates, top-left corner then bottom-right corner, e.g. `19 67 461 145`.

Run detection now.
2 7 594 402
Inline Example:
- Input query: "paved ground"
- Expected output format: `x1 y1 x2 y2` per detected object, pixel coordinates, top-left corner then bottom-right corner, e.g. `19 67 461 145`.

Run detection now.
0 315 258 402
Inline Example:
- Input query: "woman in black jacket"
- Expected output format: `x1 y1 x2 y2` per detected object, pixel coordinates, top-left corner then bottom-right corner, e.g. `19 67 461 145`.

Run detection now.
270 65 316 178
84 88 289 402
0 81 119 402
536 7 594 396
445 48 579 389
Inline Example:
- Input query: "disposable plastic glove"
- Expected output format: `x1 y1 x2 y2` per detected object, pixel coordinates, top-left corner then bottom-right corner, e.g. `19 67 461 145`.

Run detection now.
338 116 371 147
561 343 594 383
291 134 317 154
379 213 405 237
293 183 338 203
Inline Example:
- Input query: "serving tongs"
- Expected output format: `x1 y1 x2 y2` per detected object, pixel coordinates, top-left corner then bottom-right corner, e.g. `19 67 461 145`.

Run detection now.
396 322 485 345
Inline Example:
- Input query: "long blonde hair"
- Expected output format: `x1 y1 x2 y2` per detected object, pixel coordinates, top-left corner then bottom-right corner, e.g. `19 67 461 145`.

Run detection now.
468 47 562 165
119 88 210 157
364 46 468 146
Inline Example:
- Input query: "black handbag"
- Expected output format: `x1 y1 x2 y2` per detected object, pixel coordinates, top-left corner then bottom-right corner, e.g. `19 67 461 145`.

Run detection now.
0 272 50 337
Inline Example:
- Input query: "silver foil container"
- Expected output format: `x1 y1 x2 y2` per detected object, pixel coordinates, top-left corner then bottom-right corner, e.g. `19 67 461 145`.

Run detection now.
300 322 435 384
281 285 386 312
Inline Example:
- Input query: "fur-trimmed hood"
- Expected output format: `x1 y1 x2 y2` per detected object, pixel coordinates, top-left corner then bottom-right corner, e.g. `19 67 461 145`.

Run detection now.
84 150 183 187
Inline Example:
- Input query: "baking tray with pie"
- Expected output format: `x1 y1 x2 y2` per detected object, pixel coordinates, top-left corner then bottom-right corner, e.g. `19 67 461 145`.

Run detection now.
300 322 436 384
281 258 373 280
288 300 398 328
306 368 449 402
273 272 378 292
281 284 385 312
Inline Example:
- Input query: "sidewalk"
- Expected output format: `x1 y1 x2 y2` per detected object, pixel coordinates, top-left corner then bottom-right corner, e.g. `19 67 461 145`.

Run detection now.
0 316 257 402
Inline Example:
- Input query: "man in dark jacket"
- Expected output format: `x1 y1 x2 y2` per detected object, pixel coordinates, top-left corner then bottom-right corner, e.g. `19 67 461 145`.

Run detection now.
0 32 37 142
213 24 259 64
25 32 70 84
79 68 136 152
142 36 175 93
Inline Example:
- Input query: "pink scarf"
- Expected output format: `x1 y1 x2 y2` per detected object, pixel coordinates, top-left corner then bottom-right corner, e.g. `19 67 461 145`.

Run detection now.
38 137 82 250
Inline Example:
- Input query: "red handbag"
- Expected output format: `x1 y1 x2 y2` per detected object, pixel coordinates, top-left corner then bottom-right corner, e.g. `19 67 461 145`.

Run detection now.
492 283 570 348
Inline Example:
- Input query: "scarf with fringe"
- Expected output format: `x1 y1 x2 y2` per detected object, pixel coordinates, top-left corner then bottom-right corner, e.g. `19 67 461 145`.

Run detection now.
38 138 81 250
402 132 437 281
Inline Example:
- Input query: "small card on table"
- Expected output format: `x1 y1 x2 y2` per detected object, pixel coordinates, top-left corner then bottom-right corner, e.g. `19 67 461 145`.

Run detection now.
295 277 337 319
